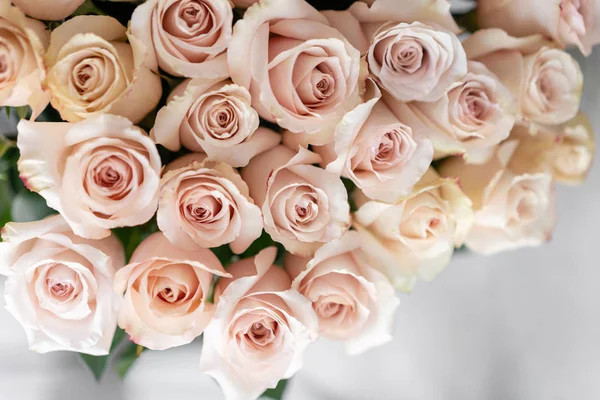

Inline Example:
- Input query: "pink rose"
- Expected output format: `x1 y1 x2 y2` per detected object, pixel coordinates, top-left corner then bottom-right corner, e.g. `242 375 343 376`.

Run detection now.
228 0 362 143
285 231 399 355
11 0 85 21
199 247 318 400
115 232 230 350
152 78 280 167
0 215 124 355
17 114 161 240
242 145 351 256
157 154 263 253
130 0 232 78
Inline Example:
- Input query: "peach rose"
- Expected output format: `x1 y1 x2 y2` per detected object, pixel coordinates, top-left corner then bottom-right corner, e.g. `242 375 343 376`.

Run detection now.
152 78 280 167
130 0 232 79
439 141 556 255
17 114 161 240
157 154 263 254
477 0 600 56
463 29 583 128
45 16 162 123
353 168 473 292
0 215 124 355
242 145 351 256
11 0 85 21
313 80 433 204
199 247 318 400
383 61 516 162
114 232 229 350
285 231 399 355
0 0 50 118
228 0 362 143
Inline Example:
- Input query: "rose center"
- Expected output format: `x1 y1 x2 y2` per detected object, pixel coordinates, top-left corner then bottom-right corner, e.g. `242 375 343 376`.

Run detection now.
390 40 424 74
317 301 344 319
246 320 277 346
295 199 317 224
48 281 74 298
158 287 186 303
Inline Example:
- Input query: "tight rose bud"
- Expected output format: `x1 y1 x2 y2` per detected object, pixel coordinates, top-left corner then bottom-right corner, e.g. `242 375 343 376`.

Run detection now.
11 0 85 21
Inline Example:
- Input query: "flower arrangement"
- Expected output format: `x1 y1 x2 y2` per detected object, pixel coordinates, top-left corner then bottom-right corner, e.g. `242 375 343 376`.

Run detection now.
0 0 596 399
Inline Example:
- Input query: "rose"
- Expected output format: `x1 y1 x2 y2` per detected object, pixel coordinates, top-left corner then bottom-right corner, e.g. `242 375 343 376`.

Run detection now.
45 16 162 123
241 145 350 256
353 168 473 292
232 0 258 7
227 0 362 143
17 114 161 240
439 141 556 255
0 0 50 118
477 0 600 55
284 231 399 355
11 0 85 21
463 29 583 128
157 154 263 253
199 247 318 400
114 232 229 350
383 61 516 162
313 80 433 204
0 215 124 355
130 0 232 78
152 78 280 167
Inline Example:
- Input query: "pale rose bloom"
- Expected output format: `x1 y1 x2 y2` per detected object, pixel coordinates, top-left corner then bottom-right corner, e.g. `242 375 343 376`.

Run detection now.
383 61 516 163
115 232 230 351
130 0 232 79
228 0 362 144
285 231 399 355
157 154 263 254
45 16 162 123
477 0 600 56
313 80 433 204
11 0 85 21
439 141 556 255
199 247 318 400
353 168 473 292
0 0 50 118
242 145 351 257
0 215 124 355
463 29 583 128
17 114 161 240
152 78 280 167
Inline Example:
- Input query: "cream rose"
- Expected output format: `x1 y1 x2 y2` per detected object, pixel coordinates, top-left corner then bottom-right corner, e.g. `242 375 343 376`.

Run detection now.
285 231 399 355
152 78 280 167
463 29 583 128
228 0 362 143
157 154 263 254
353 168 473 292
45 16 162 123
383 61 516 162
17 114 161 240
115 232 229 351
0 0 50 118
439 141 556 255
0 215 124 355
242 145 351 256
199 247 318 400
130 0 232 78
11 0 85 21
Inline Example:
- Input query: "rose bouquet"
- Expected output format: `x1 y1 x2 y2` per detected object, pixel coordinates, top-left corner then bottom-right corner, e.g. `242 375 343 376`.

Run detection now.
0 0 596 398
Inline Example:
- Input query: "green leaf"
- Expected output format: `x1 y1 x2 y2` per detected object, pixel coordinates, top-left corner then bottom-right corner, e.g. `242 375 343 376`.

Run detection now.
114 342 145 379
260 379 289 400
239 230 275 259
15 106 30 120
10 190 54 222
79 327 128 381
73 0 106 16
0 135 15 159
454 9 479 33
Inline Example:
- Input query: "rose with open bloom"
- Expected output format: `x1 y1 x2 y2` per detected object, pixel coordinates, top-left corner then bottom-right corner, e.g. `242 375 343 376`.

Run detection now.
313 80 433 204
115 232 230 350
285 231 399 355
242 145 351 256
199 247 318 400
0 215 124 355
463 29 583 128
11 0 85 21
353 168 473 292
17 114 161 240
157 154 263 254
383 61 516 162
228 0 361 143
130 0 232 78
152 78 280 167
439 141 556 255
45 16 162 123
477 0 600 56
0 0 50 118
